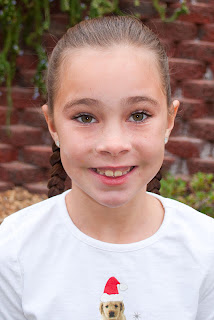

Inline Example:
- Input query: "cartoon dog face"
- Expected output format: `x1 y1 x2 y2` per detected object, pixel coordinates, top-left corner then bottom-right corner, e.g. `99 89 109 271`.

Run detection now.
99 301 126 319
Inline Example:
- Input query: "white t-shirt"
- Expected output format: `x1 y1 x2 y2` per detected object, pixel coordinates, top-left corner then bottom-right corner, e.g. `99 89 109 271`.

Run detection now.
0 190 214 320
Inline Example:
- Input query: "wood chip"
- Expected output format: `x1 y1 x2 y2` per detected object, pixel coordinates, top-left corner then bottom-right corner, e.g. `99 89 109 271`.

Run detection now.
0 187 47 224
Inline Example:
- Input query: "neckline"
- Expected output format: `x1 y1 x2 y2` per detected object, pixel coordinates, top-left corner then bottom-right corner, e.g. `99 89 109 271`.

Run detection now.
59 189 170 252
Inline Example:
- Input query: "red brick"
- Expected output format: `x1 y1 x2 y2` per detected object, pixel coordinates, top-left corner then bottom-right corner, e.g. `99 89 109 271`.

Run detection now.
201 24 214 42
0 86 43 109
15 69 36 87
42 32 61 54
0 125 43 146
177 98 209 120
49 14 70 33
182 80 214 101
0 144 18 163
170 117 183 137
120 0 157 19
0 106 19 125
187 158 214 174
23 145 52 168
16 52 38 70
24 182 49 195
159 39 176 57
147 19 197 41
21 107 47 129
169 58 206 81
0 161 48 184
0 181 14 192
166 136 203 158
189 118 214 142
176 40 214 63
170 3 214 24
162 155 176 172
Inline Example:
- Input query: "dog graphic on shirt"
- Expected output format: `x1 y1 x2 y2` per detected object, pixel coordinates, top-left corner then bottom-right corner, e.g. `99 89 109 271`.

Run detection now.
99 277 127 320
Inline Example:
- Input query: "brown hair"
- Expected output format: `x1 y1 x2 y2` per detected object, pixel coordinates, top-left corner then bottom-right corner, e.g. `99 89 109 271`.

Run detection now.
45 15 171 198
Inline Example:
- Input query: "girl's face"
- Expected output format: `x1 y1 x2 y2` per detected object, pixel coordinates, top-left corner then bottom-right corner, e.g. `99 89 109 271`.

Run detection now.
43 45 179 208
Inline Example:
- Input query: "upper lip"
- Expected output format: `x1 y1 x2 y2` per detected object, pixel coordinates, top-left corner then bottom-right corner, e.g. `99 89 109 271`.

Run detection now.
92 166 135 171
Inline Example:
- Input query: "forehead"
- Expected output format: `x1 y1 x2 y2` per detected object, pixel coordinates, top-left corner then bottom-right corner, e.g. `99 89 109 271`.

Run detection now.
55 45 165 109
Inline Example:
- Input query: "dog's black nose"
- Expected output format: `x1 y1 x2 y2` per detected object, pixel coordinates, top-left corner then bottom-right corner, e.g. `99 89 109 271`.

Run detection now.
109 311 115 317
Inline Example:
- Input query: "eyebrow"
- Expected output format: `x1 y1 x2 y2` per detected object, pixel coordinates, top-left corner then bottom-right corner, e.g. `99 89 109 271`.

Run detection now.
62 95 160 112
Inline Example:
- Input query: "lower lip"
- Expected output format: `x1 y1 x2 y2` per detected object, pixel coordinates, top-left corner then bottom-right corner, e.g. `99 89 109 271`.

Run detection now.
89 167 137 186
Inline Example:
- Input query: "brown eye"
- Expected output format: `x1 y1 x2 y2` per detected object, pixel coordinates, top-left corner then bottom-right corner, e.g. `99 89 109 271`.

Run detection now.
81 115 93 123
131 112 146 122
73 113 96 124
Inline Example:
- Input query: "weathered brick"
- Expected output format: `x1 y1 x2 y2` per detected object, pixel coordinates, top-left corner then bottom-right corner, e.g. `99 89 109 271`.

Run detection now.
49 13 70 33
120 0 157 19
21 107 47 128
15 69 36 87
0 161 48 184
176 40 214 63
189 118 214 142
170 3 214 24
0 144 18 163
16 52 38 70
177 98 209 120
0 125 43 146
23 145 52 168
0 181 14 192
0 86 43 109
147 19 197 41
166 136 203 158
182 80 214 101
169 58 206 81
24 182 49 195
42 32 61 54
201 24 214 42
162 155 176 172
187 158 214 174
0 106 19 125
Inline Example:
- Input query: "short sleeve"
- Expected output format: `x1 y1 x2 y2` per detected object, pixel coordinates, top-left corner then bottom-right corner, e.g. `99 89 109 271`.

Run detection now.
196 250 214 320
0 218 27 319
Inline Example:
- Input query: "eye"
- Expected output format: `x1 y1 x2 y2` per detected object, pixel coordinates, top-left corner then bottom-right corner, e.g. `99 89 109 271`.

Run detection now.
114 304 118 308
72 113 96 124
105 305 109 308
129 111 150 122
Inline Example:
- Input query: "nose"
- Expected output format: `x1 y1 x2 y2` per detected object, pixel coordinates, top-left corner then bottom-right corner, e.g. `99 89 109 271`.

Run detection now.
95 123 131 157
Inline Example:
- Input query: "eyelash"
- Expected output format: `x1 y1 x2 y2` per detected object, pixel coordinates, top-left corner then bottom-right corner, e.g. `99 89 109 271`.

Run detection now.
72 111 151 124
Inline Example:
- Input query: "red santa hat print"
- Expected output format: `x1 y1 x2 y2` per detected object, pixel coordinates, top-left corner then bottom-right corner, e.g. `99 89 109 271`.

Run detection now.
100 277 128 302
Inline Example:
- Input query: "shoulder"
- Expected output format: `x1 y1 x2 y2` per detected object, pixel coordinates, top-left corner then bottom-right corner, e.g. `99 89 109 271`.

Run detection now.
148 192 214 250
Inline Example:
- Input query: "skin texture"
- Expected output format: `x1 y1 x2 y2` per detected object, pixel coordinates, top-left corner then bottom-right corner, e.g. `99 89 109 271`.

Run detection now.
43 45 179 244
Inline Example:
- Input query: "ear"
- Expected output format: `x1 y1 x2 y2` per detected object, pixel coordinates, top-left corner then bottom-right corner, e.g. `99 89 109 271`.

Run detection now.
42 104 59 143
99 302 104 315
165 99 180 139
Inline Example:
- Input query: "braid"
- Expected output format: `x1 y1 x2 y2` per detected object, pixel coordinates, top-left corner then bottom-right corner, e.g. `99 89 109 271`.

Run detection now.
146 168 162 195
47 141 68 198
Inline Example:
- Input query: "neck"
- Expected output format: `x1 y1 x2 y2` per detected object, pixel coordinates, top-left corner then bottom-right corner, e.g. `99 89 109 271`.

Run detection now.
65 185 164 244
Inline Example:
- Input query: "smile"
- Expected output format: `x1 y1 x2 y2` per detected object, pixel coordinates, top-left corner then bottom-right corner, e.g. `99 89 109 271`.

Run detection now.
91 166 135 177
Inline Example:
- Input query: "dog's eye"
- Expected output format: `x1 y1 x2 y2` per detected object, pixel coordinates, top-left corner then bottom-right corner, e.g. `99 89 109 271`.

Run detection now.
105 305 109 308
115 304 118 308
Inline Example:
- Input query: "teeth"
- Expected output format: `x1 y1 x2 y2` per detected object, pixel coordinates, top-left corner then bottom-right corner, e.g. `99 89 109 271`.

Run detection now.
96 167 133 177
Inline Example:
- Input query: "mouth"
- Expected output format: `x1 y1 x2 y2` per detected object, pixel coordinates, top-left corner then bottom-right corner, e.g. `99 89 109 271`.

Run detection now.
91 166 135 177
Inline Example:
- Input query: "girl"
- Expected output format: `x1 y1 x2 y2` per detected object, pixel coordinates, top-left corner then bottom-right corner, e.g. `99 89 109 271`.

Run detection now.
0 15 214 320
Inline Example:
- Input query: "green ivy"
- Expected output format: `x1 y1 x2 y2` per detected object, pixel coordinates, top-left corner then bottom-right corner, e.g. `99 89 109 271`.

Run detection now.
160 172 214 217
0 0 189 132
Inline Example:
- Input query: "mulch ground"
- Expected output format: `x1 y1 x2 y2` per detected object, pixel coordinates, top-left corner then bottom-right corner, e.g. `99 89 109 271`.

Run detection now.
0 187 48 224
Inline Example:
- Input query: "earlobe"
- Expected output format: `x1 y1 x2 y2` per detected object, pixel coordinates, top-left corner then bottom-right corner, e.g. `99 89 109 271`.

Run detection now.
42 104 59 142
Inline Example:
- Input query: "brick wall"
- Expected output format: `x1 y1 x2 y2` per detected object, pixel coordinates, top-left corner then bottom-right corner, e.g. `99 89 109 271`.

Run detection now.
0 0 214 193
